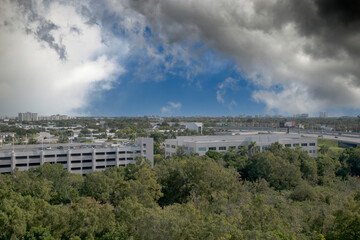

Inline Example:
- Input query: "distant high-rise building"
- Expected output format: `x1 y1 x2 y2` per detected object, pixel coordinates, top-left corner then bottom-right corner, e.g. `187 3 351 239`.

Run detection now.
18 112 38 122
319 112 328 118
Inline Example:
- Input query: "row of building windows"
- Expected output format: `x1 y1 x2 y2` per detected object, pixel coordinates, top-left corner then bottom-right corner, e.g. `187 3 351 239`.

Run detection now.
196 142 317 152
4 151 141 160
3 160 125 170
284 143 316 148
0 158 133 166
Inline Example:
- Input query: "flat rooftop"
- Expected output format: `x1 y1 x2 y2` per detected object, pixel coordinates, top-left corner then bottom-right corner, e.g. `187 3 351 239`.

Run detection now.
173 133 315 144
0 142 139 153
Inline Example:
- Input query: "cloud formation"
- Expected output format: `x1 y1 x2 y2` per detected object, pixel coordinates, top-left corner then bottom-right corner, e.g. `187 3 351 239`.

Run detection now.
124 0 360 114
216 77 238 105
0 0 127 115
161 102 182 115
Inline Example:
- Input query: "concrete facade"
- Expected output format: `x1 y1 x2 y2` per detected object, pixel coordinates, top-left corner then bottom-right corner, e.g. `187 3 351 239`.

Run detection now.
0 138 153 174
165 134 317 157
183 122 203 134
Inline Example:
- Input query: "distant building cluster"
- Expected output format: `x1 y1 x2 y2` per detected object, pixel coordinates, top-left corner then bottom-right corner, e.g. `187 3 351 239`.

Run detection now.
293 113 309 118
38 114 74 121
319 112 328 118
18 112 75 121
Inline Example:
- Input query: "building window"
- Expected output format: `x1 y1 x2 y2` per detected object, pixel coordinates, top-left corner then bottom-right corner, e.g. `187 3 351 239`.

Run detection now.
16 163 27 167
301 143 308 147
190 147 194 152
0 157 11 160
293 143 299 147
209 147 216 151
219 146 226 151
262 145 269 150
229 146 236 150
143 144 146 148
284 144 291 147
0 164 11 168
15 156 27 159
309 143 316 146
171 145 176 149
184 147 189 150
166 144 170 148
29 162 40 166
198 147 206 151
70 153 81 157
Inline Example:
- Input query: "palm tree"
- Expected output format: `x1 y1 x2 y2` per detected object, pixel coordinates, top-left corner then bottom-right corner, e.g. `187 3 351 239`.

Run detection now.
319 145 330 155
248 141 258 156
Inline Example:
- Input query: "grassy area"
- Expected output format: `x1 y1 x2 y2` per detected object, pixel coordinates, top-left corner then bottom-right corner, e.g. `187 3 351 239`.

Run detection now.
317 138 344 157
317 138 339 148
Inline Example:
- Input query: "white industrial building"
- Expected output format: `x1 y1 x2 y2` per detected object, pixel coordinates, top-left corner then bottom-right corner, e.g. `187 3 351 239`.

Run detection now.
183 122 203 134
165 134 317 157
0 138 153 174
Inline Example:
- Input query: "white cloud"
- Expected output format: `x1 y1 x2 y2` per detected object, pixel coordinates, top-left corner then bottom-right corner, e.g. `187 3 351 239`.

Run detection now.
161 102 182 114
0 0 128 116
216 77 238 105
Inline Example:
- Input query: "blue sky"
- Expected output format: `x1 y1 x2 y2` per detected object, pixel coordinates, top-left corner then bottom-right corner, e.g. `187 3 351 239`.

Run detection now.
85 46 265 117
1 0 359 117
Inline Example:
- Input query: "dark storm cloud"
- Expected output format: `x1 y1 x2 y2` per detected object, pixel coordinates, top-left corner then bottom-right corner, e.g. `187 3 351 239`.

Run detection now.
316 0 360 25
284 0 360 60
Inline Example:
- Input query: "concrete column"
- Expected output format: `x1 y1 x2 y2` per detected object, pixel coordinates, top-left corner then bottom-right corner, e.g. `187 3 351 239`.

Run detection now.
40 150 44 166
67 149 71 172
92 148 96 171
116 147 119 167
11 151 15 173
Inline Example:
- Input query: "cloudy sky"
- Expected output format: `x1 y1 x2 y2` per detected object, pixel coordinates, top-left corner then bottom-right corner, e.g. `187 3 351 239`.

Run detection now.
0 0 359 117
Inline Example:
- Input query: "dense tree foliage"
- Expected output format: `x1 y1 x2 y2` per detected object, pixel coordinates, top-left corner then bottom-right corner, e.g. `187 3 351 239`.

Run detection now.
0 144 360 239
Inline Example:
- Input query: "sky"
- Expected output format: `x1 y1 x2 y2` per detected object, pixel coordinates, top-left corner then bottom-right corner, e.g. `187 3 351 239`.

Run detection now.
0 0 360 117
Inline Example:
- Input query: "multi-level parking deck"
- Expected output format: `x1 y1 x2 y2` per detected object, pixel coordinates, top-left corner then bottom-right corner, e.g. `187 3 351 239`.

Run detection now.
0 138 153 174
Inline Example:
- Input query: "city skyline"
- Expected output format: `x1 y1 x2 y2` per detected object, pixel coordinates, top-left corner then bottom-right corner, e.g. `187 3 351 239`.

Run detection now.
0 1 359 117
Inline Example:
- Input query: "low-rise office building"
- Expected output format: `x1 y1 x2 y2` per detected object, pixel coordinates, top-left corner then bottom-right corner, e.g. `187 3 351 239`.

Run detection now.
165 134 317 157
0 138 153 174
